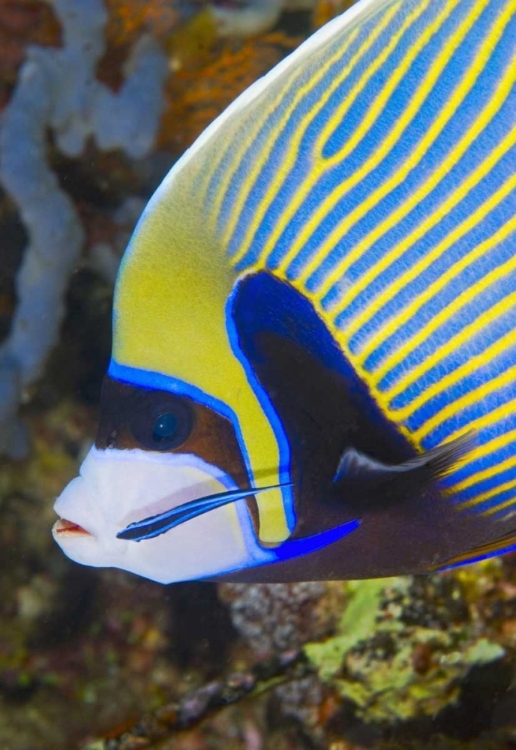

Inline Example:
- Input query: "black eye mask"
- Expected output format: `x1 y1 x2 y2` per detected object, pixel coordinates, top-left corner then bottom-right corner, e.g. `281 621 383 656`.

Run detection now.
95 376 264 537
130 394 194 452
95 376 195 452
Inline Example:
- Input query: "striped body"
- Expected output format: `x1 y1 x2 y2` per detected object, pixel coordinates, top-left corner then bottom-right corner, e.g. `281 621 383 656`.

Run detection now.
53 0 516 583
173 0 516 522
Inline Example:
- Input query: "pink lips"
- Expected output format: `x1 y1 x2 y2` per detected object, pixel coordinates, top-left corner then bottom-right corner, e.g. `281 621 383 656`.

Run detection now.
53 518 92 537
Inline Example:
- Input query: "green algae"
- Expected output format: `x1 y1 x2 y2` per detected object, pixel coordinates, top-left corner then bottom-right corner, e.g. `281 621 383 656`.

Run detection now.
304 577 505 724
304 579 389 682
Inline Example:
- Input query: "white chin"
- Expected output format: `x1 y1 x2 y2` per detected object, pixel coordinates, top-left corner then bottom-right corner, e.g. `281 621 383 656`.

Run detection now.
53 446 253 583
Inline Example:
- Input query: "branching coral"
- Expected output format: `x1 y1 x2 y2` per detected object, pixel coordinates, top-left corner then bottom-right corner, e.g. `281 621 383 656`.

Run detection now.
0 0 168 457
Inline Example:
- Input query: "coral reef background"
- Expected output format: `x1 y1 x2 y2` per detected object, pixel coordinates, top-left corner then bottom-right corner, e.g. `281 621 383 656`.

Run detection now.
1 1 516 748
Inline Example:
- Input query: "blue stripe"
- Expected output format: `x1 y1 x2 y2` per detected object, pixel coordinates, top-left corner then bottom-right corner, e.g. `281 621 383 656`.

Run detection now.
231 0 429 270
420 378 516 446
224 285 297 533
206 105 266 213
459 483 516 515
281 0 456 279
234 519 361 570
108 359 241 425
450 460 516 503
223 2 393 256
389 301 516 412
341 173 516 348
321 0 437 160
328 115 516 327
107 361 265 551
265 519 360 562
354 185 516 367
425 414 515 456
447 434 516 489
196 519 361 577
439 539 516 570
439 424 516 497
108 357 297 535
404 343 516 433
294 0 508 291
365 244 516 381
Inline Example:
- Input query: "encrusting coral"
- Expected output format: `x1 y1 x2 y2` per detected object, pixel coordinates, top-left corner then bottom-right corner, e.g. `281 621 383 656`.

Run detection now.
304 575 506 724
219 581 346 655
159 26 302 156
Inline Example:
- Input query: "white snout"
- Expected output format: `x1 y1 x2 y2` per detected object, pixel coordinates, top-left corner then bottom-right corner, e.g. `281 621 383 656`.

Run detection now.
53 446 252 583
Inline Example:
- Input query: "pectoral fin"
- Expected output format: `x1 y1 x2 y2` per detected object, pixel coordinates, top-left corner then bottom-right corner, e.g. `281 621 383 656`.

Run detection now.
333 431 476 495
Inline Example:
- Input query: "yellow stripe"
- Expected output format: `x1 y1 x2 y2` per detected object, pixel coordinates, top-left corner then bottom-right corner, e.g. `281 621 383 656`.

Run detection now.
251 0 448 274
434 532 516 568
376 176 516 409
213 1 397 242
484 492 516 515
367 217 516 392
376 287 516 410
199 27 315 220
451 429 516 492
220 18 369 249
281 275 419 449
229 0 405 265
459 474 516 510
454 452 516 496
416 387 516 455
415 360 516 442
389 300 516 423
204 69 301 224
339 137 516 347
280 0 489 288
311 0 513 305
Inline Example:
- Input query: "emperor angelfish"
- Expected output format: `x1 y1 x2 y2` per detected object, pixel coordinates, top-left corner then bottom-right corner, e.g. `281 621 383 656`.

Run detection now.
53 0 516 583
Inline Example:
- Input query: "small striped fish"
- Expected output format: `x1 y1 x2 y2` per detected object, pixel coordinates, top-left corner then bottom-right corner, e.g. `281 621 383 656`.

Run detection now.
53 0 516 583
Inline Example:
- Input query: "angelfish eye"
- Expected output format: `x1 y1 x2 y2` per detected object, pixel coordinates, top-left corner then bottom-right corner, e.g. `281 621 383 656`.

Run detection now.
152 412 178 444
130 392 194 452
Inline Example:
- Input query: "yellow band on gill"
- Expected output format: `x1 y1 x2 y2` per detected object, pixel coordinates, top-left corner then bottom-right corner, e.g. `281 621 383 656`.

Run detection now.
113 180 291 545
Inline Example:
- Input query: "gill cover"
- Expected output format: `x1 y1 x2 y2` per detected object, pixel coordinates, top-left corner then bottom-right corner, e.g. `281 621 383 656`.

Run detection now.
111 192 295 544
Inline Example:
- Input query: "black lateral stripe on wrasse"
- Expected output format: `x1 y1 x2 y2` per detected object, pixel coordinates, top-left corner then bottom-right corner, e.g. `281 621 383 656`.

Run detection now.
333 431 476 493
117 483 293 542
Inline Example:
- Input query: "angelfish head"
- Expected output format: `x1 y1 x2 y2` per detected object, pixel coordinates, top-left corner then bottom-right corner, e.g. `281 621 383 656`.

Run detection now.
52 376 261 583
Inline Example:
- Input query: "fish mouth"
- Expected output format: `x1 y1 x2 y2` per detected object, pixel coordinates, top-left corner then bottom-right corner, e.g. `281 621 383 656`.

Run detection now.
53 518 93 537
